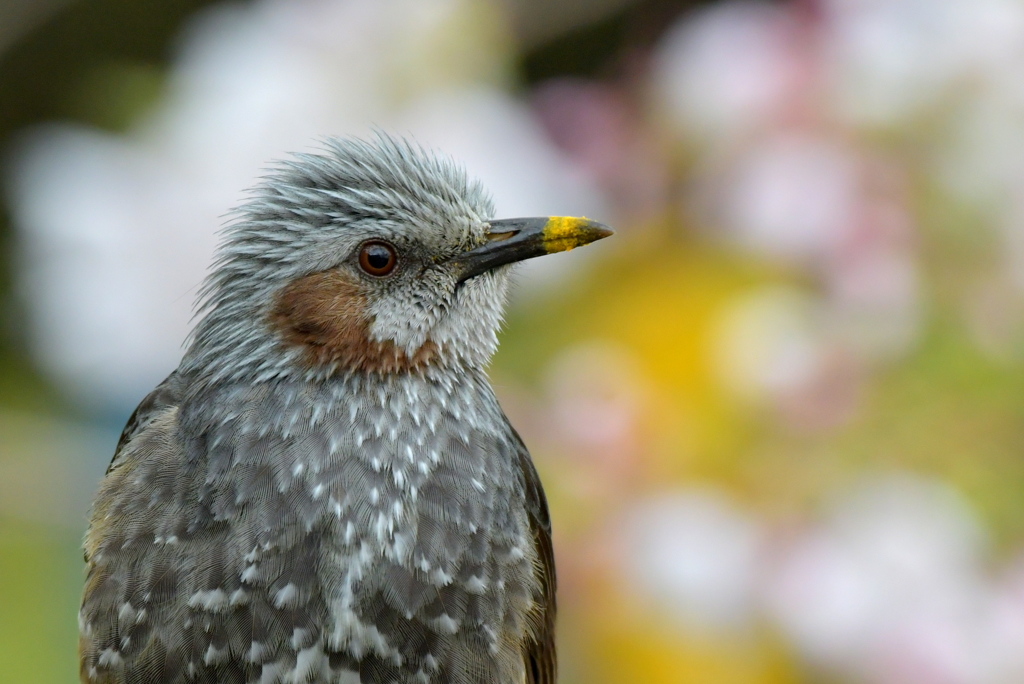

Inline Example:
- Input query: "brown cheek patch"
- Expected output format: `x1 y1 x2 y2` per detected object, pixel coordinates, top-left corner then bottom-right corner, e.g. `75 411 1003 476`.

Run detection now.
269 269 437 373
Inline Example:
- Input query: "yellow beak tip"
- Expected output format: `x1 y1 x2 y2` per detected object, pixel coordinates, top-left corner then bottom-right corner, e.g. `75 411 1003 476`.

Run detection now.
542 216 614 253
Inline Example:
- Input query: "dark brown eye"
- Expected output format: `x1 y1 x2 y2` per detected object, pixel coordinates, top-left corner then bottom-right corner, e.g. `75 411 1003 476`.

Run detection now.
358 241 397 277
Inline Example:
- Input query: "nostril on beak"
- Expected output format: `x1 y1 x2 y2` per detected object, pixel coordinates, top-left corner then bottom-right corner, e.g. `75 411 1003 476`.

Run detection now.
485 230 518 242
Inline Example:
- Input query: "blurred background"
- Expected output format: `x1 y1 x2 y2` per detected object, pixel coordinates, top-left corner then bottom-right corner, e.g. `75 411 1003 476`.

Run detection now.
4 0 1024 682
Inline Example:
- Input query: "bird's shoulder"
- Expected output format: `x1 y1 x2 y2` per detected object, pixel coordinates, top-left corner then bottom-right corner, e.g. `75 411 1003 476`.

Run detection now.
106 371 184 474
86 372 187 564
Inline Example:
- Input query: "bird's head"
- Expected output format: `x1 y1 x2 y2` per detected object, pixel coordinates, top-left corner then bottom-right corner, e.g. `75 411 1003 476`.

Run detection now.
183 135 611 384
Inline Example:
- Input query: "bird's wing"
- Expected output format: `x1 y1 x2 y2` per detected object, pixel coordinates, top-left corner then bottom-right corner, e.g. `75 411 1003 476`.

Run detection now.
507 422 557 684
82 387 193 683
81 383 332 684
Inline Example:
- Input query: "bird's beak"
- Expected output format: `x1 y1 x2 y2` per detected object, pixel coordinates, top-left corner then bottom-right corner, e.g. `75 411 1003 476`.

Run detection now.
451 216 613 283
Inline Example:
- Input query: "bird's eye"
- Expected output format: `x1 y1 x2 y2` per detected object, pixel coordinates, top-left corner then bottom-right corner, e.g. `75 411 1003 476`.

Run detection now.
358 241 397 277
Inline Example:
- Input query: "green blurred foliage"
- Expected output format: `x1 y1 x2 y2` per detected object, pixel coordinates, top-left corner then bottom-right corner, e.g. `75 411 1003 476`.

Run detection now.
0 519 82 683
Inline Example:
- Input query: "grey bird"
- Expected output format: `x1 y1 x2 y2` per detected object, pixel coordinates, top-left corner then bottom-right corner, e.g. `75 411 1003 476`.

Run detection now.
79 134 612 684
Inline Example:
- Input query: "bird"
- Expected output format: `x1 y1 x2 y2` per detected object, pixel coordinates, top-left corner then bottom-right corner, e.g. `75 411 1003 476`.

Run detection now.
79 134 612 684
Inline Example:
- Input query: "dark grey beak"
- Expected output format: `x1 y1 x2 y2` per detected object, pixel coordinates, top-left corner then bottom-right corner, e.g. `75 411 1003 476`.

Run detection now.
450 216 614 283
